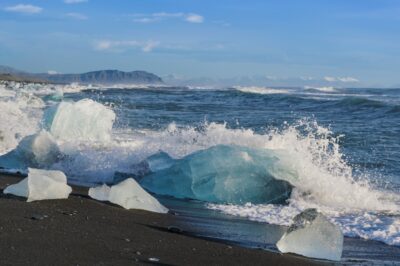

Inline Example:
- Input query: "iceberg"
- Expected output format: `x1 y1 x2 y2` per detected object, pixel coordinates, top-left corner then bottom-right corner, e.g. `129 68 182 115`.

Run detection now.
89 179 168 214
140 145 294 204
0 131 61 169
4 168 72 202
45 99 115 142
276 209 343 261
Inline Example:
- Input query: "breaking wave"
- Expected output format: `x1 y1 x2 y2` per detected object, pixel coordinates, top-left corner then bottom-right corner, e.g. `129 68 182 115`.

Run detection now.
233 86 290 95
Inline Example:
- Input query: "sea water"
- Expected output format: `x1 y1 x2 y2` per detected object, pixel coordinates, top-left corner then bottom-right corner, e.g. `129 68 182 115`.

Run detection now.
0 80 399 262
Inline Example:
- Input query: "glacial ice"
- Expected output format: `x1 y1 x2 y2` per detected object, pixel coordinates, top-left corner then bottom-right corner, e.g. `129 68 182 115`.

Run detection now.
0 131 61 169
4 168 72 202
89 179 168 213
140 145 294 204
88 184 111 202
276 208 343 261
45 99 115 142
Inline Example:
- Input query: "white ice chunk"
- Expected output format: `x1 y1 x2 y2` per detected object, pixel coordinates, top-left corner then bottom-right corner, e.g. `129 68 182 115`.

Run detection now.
276 208 343 261
106 178 168 213
47 99 115 142
4 168 72 202
88 184 111 202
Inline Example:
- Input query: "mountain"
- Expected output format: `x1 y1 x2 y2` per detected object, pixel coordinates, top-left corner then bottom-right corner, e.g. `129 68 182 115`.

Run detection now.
38 70 163 85
0 65 27 75
0 65 163 85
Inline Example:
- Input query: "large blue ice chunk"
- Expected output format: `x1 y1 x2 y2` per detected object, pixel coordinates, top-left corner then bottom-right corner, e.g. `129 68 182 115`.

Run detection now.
140 145 294 204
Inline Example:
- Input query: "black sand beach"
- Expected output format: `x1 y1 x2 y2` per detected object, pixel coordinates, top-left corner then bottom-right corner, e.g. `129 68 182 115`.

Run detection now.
0 174 329 265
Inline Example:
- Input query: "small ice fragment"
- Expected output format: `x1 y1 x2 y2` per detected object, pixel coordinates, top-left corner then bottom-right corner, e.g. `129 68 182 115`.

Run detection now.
88 179 168 214
88 184 111 201
4 168 72 202
108 178 168 213
276 208 343 261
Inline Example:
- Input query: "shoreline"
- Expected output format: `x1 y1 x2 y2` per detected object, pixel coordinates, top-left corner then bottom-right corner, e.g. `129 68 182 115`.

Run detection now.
0 174 328 265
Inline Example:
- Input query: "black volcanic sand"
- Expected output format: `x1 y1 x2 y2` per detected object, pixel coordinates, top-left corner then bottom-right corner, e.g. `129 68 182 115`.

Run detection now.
0 174 330 265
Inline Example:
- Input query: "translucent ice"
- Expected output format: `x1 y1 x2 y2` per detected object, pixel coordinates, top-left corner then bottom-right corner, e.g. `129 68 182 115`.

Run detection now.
88 184 111 202
140 145 293 204
4 168 72 202
0 131 61 169
45 99 115 142
276 208 343 261
89 179 168 213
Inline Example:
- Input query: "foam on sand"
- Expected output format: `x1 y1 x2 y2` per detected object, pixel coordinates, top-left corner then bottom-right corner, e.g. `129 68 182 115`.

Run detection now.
4 168 72 202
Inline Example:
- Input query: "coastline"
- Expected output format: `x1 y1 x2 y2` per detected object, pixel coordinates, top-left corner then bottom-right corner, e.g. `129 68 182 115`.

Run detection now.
0 174 329 265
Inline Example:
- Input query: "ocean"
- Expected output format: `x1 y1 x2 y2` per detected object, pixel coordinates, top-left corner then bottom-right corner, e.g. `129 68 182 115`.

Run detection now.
1 81 399 263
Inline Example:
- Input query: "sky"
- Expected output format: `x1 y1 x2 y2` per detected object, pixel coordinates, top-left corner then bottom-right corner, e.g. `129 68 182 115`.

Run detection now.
0 0 399 87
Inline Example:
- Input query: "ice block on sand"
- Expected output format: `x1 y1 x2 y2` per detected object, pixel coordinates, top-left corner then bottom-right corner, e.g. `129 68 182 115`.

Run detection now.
88 184 111 202
89 179 168 214
276 208 343 261
4 168 72 202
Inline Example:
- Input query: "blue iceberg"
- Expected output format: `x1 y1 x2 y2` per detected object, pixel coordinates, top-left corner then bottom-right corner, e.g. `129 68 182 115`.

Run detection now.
140 145 294 204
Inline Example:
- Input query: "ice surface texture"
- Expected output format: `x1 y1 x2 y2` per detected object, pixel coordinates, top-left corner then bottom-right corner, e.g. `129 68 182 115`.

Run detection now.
4 168 72 202
45 99 115 142
140 145 293 204
0 131 61 169
276 208 343 261
89 178 168 213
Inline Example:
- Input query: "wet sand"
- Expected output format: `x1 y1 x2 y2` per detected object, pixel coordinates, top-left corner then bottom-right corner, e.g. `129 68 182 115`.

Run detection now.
0 174 329 265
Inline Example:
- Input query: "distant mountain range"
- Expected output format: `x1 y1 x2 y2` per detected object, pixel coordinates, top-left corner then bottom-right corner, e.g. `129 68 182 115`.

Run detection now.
0 65 163 85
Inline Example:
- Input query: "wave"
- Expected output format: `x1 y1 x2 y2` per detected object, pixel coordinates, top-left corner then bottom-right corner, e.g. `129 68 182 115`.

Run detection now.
234 86 290 95
337 97 386 108
304 86 338 93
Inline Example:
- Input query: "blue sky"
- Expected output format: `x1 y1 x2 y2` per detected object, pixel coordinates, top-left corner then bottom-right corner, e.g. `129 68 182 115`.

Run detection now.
0 0 399 87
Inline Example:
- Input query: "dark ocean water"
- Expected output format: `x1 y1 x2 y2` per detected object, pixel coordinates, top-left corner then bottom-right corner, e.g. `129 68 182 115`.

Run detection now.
67 86 400 186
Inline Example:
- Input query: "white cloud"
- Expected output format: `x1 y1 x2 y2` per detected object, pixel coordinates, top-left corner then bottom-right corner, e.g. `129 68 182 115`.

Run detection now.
324 76 359 83
47 70 59 75
64 0 88 4
324 76 337 82
133 12 204 24
94 40 159 52
338 77 359 83
4 4 42 14
66 12 88 20
185 13 204 23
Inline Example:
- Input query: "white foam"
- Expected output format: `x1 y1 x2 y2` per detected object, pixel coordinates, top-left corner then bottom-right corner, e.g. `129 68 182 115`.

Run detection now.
234 86 290 95
304 86 338 93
